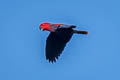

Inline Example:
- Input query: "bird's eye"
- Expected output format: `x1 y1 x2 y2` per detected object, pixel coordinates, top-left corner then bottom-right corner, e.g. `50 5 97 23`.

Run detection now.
40 24 43 26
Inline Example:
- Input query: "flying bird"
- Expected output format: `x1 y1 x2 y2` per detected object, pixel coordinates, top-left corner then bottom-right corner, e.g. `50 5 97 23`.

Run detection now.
40 22 88 63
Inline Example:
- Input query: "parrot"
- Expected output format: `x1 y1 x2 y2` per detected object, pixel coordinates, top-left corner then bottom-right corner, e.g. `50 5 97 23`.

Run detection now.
40 22 88 63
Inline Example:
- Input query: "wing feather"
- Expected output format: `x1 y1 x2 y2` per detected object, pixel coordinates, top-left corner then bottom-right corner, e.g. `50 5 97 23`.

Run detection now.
46 28 73 63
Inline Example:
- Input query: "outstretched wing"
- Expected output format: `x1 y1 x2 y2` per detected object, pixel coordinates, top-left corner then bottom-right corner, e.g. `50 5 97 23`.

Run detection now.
46 28 73 63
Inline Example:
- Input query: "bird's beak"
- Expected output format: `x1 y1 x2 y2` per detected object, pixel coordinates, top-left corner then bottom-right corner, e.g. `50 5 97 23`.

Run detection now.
39 26 45 31
39 26 41 30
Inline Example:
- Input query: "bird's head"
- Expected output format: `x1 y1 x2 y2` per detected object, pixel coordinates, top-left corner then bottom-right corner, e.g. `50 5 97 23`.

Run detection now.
40 22 54 32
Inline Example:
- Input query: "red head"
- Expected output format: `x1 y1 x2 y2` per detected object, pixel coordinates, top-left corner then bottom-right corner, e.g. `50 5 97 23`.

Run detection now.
40 22 55 32
40 22 50 30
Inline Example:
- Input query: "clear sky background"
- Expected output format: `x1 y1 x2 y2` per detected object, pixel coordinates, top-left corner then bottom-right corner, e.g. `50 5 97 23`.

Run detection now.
0 0 120 80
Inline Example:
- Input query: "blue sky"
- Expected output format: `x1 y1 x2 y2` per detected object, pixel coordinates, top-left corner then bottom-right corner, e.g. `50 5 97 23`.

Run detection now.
0 0 120 80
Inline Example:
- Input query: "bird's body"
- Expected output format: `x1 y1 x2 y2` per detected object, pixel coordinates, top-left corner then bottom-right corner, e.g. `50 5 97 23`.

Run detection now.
40 22 88 63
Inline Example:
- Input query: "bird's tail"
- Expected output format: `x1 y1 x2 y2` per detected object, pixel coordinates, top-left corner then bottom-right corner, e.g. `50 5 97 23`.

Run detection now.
73 29 88 34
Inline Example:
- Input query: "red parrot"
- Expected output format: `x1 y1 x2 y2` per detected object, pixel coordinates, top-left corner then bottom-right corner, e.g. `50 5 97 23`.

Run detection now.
40 22 88 63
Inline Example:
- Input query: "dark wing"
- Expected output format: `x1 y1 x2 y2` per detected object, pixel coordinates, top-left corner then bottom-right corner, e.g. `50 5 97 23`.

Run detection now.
46 28 73 63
